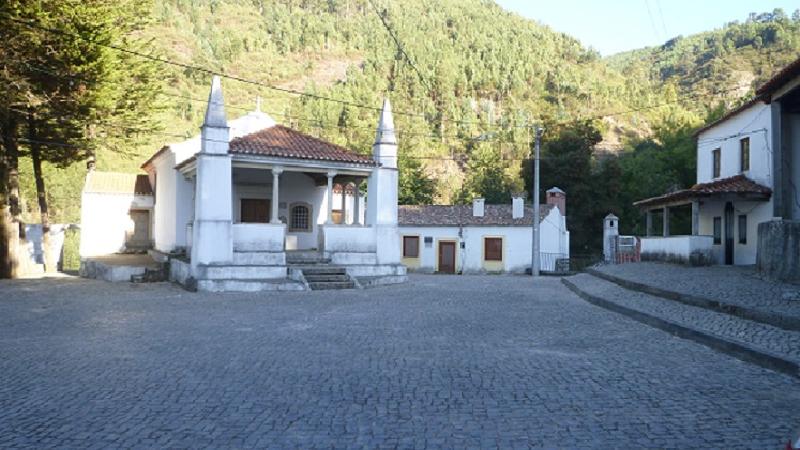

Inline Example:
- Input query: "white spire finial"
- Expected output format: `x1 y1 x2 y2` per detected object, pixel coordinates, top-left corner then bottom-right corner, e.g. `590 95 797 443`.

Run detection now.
203 75 227 127
374 98 397 145
255 96 262 113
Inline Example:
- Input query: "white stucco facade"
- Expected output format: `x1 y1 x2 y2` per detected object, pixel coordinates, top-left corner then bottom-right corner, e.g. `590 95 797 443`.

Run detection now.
695 102 776 265
399 205 569 274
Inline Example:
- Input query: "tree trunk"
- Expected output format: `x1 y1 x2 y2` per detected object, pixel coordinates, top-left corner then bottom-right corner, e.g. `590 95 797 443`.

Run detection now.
1 114 21 278
28 110 54 272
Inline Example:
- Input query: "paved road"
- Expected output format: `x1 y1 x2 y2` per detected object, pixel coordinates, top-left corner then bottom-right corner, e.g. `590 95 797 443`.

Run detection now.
1 275 798 449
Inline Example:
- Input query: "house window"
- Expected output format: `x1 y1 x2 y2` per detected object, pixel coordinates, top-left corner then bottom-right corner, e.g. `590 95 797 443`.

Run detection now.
713 217 722 245
289 203 311 232
712 148 721 178
738 214 747 244
740 138 750 172
403 236 419 258
484 237 503 261
240 199 269 223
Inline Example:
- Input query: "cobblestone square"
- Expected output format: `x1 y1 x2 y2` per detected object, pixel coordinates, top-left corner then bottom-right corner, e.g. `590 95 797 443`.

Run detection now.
1 275 798 448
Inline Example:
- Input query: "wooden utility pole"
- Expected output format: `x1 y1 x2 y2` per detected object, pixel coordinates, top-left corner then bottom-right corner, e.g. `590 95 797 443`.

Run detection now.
531 126 543 277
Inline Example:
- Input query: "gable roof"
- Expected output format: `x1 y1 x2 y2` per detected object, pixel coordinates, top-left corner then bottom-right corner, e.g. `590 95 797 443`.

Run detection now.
84 171 153 196
693 95 768 137
399 204 554 227
756 56 800 97
229 125 376 166
633 175 771 209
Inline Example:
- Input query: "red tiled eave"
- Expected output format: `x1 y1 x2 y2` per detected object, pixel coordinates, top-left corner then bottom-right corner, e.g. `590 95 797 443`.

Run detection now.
229 125 376 166
633 175 771 209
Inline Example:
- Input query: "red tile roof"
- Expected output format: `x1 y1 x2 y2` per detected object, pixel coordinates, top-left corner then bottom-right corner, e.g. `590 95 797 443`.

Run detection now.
633 175 771 209
84 172 153 196
229 125 376 166
399 204 554 227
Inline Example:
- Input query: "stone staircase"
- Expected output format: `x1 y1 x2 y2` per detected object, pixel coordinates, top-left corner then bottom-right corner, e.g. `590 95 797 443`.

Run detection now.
287 251 356 290
192 250 303 292
563 271 800 379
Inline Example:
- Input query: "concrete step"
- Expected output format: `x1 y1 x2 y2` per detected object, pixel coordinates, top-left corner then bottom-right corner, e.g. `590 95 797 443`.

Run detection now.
286 251 329 265
304 274 350 283
296 266 347 276
197 278 305 292
196 264 286 280
308 281 355 290
586 267 800 331
233 251 286 266
287 259 332 265
563 273 800 379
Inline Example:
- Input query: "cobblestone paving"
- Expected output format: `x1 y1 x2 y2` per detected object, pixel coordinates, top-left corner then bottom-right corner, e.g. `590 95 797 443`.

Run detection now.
569 273 800 363
1 275 799 449
597 262 800 320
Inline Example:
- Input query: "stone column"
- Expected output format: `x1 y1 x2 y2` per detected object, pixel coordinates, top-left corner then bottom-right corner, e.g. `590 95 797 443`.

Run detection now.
352 183 361 225
270 167 283 224
645 210 653 237
341 185 348 225
662 206 670 237
326 170 336 224
691 201 700 236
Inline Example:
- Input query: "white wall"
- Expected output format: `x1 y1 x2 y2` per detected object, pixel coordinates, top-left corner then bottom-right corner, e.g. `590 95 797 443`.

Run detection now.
79 192 153 257
399 207 569 273
150 149 193 253
698 199 773 265
696 102 772 186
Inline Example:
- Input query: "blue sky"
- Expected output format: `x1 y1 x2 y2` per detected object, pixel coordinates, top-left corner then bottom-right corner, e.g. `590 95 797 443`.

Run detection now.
496 0 799 55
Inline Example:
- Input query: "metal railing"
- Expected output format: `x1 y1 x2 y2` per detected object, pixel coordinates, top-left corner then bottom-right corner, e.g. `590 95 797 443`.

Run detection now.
540 252 569 272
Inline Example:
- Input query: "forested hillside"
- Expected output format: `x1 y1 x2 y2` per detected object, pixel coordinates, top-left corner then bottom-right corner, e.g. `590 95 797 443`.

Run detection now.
4 1 800 266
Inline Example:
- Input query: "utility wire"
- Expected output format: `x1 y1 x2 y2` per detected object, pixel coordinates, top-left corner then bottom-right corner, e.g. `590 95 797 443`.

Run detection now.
2 13 756 133
367 0 432 94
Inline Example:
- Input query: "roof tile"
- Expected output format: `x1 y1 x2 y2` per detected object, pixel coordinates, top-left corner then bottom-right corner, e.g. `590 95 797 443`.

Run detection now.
399 204 553 227
229 125 376 166
633 175 771 208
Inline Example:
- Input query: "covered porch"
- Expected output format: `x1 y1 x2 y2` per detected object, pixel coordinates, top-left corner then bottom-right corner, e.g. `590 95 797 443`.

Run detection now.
179 155 374 255
633 175 772 265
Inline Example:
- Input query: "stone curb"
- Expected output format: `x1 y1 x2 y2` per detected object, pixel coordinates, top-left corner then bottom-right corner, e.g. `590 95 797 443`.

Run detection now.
562 277 800 380
586 267 800 332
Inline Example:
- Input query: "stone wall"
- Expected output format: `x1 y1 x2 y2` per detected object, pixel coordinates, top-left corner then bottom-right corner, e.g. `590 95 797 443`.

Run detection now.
757 219 800 283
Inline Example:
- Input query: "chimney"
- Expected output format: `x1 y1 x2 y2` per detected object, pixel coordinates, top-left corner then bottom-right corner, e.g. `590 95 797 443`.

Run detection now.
546 187 566 216
512 194 524 219
86 155 96 172
472 198 484 217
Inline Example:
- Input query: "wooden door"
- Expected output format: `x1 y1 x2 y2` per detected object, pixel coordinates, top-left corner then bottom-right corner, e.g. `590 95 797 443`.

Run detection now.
438 241 456 274
241 199 270 223
724 202 734 265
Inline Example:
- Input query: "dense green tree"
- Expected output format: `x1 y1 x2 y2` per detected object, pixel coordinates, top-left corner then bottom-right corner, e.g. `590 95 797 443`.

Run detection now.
398 156 435 205
0 0 163 275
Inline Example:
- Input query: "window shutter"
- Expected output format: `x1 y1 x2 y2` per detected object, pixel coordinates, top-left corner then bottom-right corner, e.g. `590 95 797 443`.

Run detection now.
403 236 419 258
484 237 502 261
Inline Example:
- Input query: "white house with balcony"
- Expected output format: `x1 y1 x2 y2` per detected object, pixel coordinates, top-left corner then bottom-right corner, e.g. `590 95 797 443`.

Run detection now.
633 56 800 269
81 76 406 291
398 189 570 274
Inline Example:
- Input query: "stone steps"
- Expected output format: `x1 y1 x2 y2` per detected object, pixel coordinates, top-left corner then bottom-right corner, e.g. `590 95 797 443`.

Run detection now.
232 251 286 266
303 274 350 283
307 281 356 290
563 273 800 379
197 278 305 293
195 264 287 280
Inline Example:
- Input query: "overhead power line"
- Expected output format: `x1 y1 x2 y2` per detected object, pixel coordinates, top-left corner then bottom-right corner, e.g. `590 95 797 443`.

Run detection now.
367 0 432 94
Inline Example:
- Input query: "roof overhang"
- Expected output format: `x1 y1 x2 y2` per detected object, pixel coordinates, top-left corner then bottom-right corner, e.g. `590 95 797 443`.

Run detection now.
176 153 376 178
633 175 772 210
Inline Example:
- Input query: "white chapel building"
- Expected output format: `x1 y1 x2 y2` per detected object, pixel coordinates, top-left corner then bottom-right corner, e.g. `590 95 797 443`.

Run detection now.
80 76 407 291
